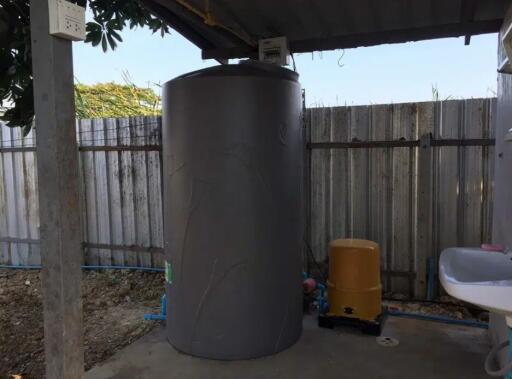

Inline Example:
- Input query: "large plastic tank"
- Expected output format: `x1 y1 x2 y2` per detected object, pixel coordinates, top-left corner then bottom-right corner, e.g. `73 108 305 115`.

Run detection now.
162 61 303 360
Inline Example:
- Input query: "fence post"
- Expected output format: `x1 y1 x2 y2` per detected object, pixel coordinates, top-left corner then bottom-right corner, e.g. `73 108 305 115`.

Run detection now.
415 133 433 299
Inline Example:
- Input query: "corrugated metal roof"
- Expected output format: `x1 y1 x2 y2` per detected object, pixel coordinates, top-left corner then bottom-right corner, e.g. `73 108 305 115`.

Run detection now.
143 0 508 60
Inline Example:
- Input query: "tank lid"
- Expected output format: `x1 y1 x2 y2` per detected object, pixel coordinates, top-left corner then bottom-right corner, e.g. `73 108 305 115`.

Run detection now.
170 60 299 83
329 239 379 250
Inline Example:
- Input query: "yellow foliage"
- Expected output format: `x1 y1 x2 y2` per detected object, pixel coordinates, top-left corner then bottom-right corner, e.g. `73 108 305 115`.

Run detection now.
75 82 161 119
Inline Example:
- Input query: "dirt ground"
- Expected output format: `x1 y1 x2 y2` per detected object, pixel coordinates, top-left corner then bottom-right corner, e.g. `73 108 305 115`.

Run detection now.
0 269 165 379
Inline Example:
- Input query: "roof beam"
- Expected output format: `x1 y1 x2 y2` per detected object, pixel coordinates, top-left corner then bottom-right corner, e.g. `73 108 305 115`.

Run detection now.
142 0 215 49
202 18 502 60
292 19 502 53
146 0 253 49
205 0 256 46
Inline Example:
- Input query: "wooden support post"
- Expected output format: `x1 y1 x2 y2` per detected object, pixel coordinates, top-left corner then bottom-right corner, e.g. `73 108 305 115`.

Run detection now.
415 133 433 299
30 1 84 378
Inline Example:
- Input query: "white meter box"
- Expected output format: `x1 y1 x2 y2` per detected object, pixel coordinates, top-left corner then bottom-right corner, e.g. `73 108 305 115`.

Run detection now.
258 37 290 66
48 0 86 41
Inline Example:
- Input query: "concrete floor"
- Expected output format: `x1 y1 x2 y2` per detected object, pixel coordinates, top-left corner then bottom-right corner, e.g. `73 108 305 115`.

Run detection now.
86 315 490 379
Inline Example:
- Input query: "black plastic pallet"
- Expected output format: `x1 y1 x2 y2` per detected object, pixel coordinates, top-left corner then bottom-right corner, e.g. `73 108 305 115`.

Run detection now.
318 312 387 336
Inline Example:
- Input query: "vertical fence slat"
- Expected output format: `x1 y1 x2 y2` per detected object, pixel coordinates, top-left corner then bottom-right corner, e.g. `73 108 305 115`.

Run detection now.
4 128 19 264
415 102 435 298
349 106 370 239
462 99 485 246
389 103 415 294
93 118 112 265
133 116 152 267
311 108 332 261
118 118 137 266
330 107 349 243
436 101 461 262
369 104 392 287
105 118 124 266
80 119 100 265
416 133 432 298
13 128 29 265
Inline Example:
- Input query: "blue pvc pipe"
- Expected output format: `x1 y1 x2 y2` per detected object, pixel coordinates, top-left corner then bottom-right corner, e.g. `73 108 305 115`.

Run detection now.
387 309 488 329
161 294 167 315
316 283 327 314
143 314 165 321
0 264 164 272
0 264 42 270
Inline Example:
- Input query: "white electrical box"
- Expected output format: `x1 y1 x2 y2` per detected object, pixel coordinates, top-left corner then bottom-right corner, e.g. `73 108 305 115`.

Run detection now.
48 0 86 41
258 37 290 66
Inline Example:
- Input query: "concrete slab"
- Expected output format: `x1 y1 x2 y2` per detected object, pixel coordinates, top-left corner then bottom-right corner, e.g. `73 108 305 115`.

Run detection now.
86 315 490 379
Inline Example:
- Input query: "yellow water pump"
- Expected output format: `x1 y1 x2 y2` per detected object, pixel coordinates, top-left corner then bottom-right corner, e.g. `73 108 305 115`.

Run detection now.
327 238 382 321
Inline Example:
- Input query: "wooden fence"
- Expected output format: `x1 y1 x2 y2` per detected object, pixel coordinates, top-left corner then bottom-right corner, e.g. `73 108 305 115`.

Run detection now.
307 98 495 297
0 116 164 268
0 98 496 297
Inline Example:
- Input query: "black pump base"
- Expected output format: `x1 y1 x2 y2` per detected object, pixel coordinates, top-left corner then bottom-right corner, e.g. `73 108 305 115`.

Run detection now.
318 312 387 336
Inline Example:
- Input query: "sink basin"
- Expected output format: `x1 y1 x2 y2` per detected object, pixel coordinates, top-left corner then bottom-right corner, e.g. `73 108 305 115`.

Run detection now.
439 247 512 326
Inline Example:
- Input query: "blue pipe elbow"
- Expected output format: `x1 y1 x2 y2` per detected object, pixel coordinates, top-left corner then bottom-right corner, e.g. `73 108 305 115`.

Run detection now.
144 294 167 321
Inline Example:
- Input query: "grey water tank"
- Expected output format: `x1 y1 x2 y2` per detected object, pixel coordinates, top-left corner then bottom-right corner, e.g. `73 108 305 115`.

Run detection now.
162 61 303 360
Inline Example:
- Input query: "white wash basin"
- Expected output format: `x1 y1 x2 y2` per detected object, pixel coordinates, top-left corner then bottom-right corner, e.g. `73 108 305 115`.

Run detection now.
439 247 512 326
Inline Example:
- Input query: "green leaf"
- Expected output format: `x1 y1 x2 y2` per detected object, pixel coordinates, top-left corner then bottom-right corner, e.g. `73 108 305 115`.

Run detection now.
101 35 108 52
110 29 123 42
106 33 117 50
91 34 101 47
86 22 101 33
